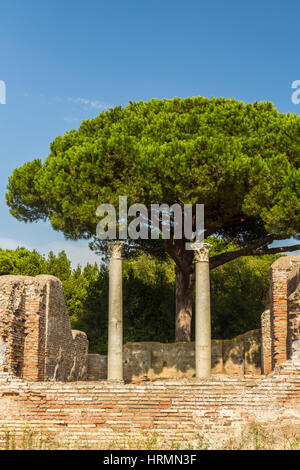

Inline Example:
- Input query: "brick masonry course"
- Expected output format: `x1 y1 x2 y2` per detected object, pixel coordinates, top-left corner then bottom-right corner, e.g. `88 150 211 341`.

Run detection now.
0 275 88 382
0 367 299 448
262 256 300 374
0 257 299 448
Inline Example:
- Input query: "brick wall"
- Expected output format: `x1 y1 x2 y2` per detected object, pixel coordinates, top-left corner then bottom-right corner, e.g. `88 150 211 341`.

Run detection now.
0 365 299 448
261 256 300 374
0 275 88 382
0 262 299 448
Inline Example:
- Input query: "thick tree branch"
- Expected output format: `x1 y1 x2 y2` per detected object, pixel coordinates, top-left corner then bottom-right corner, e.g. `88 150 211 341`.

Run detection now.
253 244 300 256
210 235 299 270
204 215 251 237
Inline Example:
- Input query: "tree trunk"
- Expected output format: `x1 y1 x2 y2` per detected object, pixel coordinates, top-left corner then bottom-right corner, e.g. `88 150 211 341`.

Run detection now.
175 267 194 342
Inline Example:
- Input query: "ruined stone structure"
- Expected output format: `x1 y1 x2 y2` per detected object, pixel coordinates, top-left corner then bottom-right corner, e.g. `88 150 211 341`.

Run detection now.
0 275 88 382
87 255 300 381
0 256 299 384
0 257 299 448
88 330 261 381
0 365 299 448
261 256 300 374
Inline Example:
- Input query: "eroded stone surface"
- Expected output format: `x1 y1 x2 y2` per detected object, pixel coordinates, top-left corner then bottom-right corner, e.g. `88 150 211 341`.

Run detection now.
292 340 300 369
0 275 88 382
0 339 5 366
87 330 261 381
0 371 299 449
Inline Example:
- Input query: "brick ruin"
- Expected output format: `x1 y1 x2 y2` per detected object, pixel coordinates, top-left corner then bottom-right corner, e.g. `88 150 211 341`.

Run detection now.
0 372 299 449
88 255 300 381
261 256 300 374
0 256 300 383
0 258 299 447
0 275 88 382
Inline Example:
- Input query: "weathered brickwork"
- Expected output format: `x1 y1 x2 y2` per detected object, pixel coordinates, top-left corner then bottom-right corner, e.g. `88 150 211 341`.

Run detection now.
261 256 300 374
0 275 88 382
1 256 300 385
0 365 299 448
87 330 261 381
0 261 299 448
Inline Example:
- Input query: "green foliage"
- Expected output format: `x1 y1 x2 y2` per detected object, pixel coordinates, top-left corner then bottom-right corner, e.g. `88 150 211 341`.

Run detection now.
123 254 175 345
0 247 71 279
0 246 280 351
62 263 100 330
72 253 176 354
210 254 279 339
43 251 72 280
65 264 108 352
0 247 43 276
6 97 300 341
6 97 300 242
0 247 175 353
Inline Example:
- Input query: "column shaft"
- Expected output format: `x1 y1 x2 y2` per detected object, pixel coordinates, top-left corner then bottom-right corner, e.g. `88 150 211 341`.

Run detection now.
191 242 212 379
195 260 211 378
107 242 124 381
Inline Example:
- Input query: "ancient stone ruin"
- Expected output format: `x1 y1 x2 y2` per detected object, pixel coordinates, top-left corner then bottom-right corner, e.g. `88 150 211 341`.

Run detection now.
0 275 88 382
88 330 261 381
87 255 300 381
0 257 299 448
0 256 300 383
261 256 300 374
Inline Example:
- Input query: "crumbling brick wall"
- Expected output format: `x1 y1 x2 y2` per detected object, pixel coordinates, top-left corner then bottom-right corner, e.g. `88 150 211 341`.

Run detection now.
261 256 300 374
0 275 88 382
0 363 299 449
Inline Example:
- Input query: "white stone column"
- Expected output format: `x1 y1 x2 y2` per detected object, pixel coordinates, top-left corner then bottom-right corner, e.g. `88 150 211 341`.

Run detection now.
107 241 125 381
191 242 212 379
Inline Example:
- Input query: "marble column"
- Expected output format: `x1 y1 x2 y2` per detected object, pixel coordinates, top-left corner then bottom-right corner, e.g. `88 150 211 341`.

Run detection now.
107 241 125 381
191 242 213 378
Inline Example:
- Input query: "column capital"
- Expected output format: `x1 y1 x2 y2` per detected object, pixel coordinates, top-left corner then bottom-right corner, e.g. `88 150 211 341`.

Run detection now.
107 240 125 259
190 242 212 263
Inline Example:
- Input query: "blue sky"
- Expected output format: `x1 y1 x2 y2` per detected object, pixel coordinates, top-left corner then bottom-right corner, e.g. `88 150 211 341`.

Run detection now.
0 0 299 266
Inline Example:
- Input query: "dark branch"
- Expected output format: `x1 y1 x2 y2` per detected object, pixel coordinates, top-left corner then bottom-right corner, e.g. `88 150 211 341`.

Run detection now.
210 236 299 270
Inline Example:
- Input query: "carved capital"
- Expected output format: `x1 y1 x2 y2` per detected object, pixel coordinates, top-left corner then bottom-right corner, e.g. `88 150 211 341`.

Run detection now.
107 241 125 259
190 242 212 263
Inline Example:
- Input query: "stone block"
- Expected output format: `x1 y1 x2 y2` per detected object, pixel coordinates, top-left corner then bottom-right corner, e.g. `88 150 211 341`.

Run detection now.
243 329 261 375
223 335 244 375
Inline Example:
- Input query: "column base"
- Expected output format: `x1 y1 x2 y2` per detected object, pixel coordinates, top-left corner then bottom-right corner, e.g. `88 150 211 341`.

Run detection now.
106 379 124 385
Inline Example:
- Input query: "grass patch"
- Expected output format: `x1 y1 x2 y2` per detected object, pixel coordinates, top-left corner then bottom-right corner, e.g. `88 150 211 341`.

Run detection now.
1 422 299 450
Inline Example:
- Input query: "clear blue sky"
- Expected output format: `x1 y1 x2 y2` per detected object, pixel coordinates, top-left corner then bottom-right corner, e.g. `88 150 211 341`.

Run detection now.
0 0 299 266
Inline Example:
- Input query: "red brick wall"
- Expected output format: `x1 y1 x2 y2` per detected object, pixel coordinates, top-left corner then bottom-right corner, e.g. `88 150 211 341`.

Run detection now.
0 276 88 382
271 261 289 367
23 284 47 381
262 256 300 373
0 369 299 448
